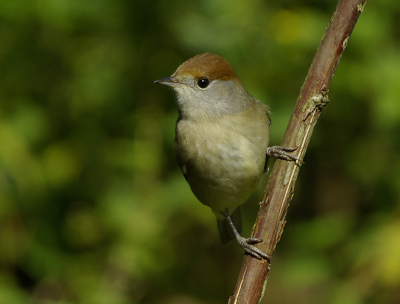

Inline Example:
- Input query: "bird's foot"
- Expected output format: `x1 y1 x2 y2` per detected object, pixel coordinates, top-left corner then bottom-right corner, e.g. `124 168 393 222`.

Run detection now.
236 236 271 260
222 209 271 261
267 146 304 164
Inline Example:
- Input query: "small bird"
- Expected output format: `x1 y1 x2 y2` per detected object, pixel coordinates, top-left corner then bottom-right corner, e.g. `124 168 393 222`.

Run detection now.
155 53 299 259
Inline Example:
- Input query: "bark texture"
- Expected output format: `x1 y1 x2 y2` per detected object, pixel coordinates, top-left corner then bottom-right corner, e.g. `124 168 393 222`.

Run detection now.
228 0 367 303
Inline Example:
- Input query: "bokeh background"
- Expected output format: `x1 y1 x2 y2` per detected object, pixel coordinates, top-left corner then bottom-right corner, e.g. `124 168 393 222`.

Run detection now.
1 0 400 303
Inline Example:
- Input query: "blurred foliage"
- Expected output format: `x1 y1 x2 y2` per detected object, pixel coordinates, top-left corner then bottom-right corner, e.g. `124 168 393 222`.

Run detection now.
0 0 399 303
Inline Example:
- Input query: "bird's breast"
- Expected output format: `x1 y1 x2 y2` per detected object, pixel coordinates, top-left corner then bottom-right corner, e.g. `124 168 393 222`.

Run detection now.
175 113 269 211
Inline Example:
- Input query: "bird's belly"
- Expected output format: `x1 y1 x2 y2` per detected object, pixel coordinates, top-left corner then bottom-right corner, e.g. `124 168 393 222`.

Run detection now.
182 134 265 211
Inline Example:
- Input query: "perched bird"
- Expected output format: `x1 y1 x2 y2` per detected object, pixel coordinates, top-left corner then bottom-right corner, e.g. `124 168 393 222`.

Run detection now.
155 53 299 259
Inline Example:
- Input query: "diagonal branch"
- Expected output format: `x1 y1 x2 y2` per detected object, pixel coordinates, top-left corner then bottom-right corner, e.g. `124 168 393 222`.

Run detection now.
228 0 367 303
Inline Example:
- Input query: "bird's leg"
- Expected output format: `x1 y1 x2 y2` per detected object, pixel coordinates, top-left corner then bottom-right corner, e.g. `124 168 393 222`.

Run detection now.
267 146 304 164
223 209 271 260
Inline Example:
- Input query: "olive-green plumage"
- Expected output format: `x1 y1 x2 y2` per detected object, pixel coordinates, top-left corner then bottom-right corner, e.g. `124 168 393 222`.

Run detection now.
156 53 270 244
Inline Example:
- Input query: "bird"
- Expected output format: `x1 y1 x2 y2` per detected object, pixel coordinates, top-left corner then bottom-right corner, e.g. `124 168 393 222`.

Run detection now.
155 53 299 259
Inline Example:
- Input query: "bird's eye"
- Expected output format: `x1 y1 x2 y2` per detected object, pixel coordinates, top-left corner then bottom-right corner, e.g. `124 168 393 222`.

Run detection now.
197 78 210 89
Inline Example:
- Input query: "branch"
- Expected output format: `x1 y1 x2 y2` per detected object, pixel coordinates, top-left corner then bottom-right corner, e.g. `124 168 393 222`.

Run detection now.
228 0 367 303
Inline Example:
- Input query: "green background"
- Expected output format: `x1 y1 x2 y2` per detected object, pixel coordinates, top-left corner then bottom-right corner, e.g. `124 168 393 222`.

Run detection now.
1 0 400 303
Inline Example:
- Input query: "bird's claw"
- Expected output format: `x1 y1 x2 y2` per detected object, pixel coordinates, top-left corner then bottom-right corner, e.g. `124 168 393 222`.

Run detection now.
267 146 304 164
245 237 263 244
237 236 271 261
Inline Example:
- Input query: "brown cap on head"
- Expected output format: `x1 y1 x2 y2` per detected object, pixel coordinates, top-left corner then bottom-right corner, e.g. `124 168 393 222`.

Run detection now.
173 53 238 81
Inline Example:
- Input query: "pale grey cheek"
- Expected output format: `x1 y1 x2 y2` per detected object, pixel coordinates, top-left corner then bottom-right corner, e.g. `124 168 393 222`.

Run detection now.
174 87 197 107
173 81 243 119
205 82 232 102
175 89 220 114
202 91 228 105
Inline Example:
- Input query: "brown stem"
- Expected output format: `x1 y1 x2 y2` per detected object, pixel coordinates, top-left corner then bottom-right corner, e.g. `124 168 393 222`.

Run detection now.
228 0 367 303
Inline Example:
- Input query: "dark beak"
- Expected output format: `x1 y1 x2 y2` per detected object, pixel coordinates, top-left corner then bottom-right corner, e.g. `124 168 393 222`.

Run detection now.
154 77 180 87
